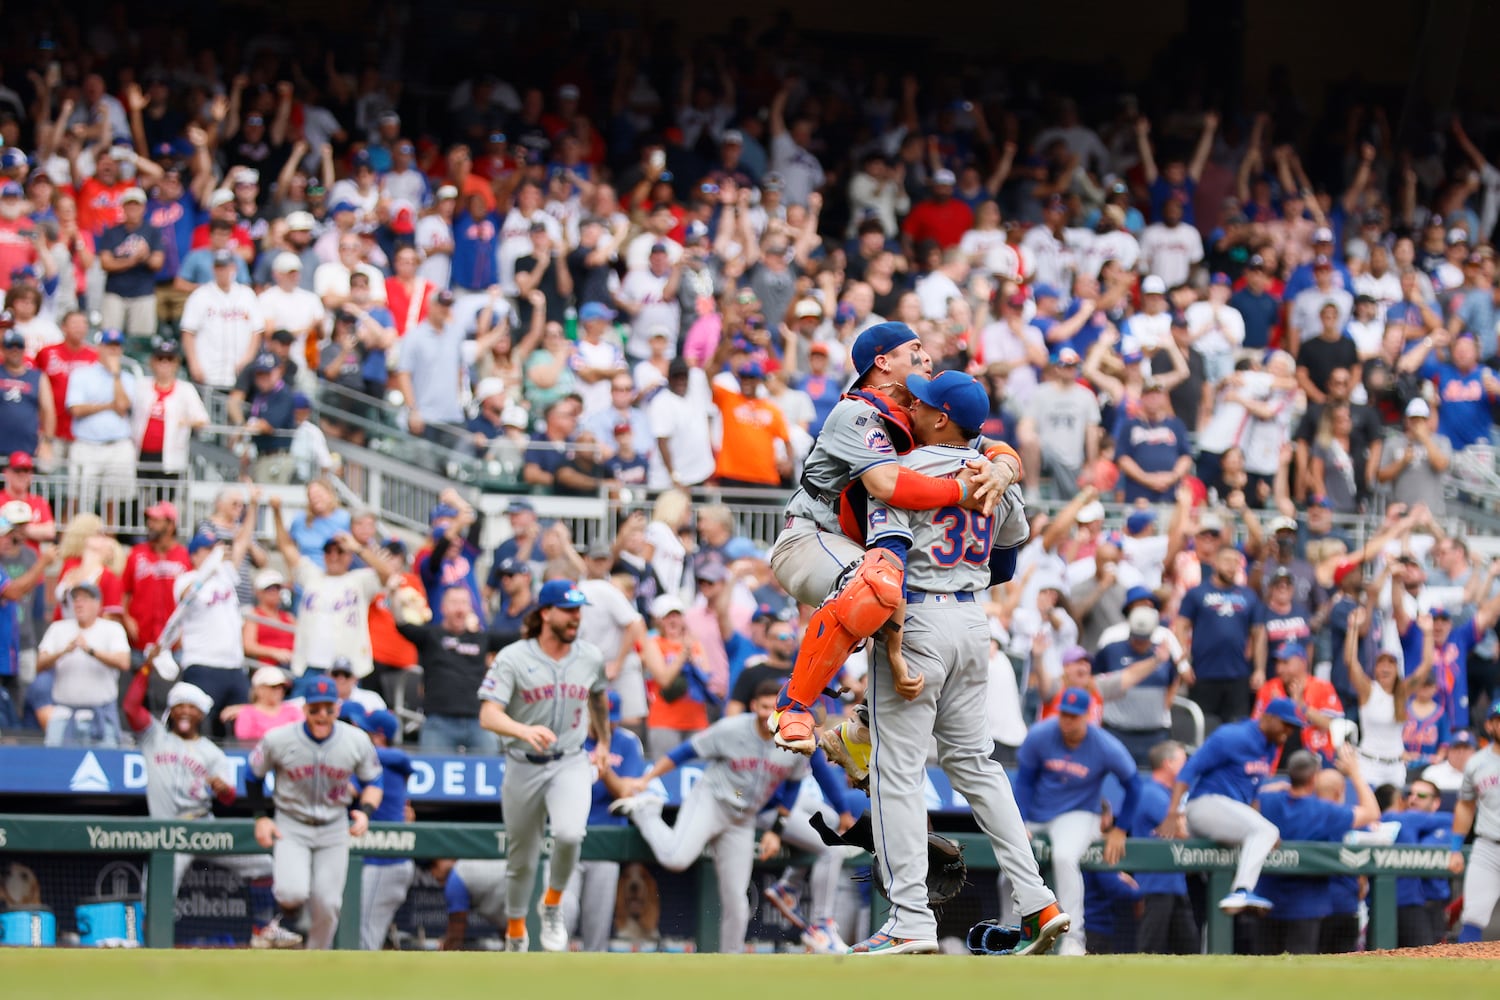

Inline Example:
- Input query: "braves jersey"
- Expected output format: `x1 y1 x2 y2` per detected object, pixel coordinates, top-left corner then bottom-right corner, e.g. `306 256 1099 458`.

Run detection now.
477 638 607 756
249 721 381 826
785 396 901 533
138 721 233 819
866 444 993 593
1461 747 1500 841
687 712 809 817
1176 717 1277 805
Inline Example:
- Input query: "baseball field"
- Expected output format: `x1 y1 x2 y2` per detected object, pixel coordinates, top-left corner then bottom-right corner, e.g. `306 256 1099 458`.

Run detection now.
5 951 1497 1000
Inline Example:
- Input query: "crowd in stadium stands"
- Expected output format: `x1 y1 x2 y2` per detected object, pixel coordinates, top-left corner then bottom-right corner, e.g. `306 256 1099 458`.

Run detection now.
0 11 1498 953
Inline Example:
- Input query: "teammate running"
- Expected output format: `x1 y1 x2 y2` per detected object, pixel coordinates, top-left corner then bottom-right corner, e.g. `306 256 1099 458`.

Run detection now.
357 709 415 950
767 321 1023 753
856 370 1068 956
1155 699 1303 914
247 675 384 949
1451 704 1500 943
120 670 279 940
477 579 609 953
609 682 850 953
1016 688 1141 956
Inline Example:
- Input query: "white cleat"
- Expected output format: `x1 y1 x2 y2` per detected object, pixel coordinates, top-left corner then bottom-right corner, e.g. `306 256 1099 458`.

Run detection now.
539 904 568 952
505 933 529 952
250 916 304 950
608 794 664 819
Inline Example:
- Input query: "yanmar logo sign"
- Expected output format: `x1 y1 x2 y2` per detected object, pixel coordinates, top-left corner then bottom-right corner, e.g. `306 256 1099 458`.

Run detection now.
351 830 417 853
1365 847 1449 871
1339 847 1370 868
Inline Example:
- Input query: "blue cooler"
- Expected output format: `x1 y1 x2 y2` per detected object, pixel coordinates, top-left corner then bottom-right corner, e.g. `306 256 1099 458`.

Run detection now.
0 908 57 947
75 899 144 947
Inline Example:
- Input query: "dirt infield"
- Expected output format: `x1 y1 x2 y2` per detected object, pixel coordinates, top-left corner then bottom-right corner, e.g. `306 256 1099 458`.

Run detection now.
1365 940 1500 958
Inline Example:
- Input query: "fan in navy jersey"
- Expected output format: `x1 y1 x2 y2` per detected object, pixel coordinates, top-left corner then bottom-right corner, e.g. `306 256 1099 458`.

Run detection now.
1251 567 1313 686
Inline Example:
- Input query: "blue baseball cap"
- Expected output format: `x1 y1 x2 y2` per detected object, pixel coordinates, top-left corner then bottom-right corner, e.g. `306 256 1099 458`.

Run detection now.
338 701 369 728
850 321 919 381
737 360 766 380
1032 283 1060 302
187 532 223 554
1122 585 1159 611
292 392 312 410
1276 641 1308 661
1262 697 1306 728
537 579 589 609
1058 687 1092 716
429 503 459 525
505 499 534 514
1125 510 1157 534
251 352 279 372
495 557 528 577
579 302 616 322
905 371 988 431
0 180 22 198
98 328 126 346
303 676 339 704
331 200 358 215
0 149 27 171
363 709 399 742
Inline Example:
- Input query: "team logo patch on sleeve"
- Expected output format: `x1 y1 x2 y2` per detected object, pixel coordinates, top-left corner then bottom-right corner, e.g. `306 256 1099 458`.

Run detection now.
869 509 888 527
864 427 893 454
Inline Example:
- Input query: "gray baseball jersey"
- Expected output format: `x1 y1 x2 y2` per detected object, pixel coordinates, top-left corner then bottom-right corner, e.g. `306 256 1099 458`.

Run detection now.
138 721 234 819
452 859 509 921
477 638 607 756
688 713 809 816
785 396 901 533
1460 746 1500 840
867 443 993 593
249 721 382 825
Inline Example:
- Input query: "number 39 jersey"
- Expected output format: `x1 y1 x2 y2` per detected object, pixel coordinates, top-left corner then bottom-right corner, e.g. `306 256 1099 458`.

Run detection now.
867 443 994 593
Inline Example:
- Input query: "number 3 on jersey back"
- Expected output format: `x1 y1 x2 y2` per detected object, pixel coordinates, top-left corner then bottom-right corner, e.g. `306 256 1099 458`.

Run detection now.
929 506 993 566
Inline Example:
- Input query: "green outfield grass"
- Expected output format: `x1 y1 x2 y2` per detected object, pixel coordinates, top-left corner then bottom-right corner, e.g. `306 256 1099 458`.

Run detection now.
3 950 1495 1000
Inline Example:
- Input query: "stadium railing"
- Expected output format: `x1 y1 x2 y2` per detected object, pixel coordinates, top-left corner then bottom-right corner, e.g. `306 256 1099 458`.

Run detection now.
0 815 1457 953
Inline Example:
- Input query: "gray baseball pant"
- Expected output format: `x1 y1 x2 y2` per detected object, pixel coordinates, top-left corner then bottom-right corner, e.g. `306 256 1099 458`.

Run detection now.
1461 838 1500 931
271 814 351 949
868 599 1056 940
1026 810 1100 952
360 860 416 949
628 785 756 951
558 859 621 952
1186 794 1281 892
758 801 841 924
769 517 862 607
501 753 592 923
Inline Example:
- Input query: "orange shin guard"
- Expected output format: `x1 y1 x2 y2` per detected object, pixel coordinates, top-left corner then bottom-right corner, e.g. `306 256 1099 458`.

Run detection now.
786 548 904 706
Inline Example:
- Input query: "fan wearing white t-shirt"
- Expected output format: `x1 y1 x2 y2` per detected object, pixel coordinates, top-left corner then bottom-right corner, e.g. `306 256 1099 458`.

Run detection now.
173 499 260 737
269 495 397 686
258 255 326 390
37 581 132 747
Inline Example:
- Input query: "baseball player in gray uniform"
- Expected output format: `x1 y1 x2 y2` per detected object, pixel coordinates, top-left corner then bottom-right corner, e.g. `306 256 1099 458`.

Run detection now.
122 667 276 906
477 579 610 953
857 371 1068 955
248 675 384 949
766 321 1023 753
433 858 510 949
1452 704 1500 943
610 682 813 952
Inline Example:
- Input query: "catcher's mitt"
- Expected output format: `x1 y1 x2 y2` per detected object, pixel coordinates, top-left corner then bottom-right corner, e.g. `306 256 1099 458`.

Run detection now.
809 814 969 907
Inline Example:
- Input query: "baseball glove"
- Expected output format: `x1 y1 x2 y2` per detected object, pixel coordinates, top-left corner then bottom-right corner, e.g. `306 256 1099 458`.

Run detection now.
809 814 969 907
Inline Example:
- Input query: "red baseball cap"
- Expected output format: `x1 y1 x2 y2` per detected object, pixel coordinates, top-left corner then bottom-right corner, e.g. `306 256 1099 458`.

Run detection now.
145 501 179 522
1332 560 1361 586
6 451 33 471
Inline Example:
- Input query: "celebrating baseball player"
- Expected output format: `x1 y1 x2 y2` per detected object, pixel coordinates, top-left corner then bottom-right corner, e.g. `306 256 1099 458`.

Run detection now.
1155 697 1303 914
766 321 1023 754
357 709 415 951
120 668 275 917
1016 687 1141 956
1451 704 1500 943
609 682 850 953
477 579 610 953
856 370 1067 956
247 675 384 949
